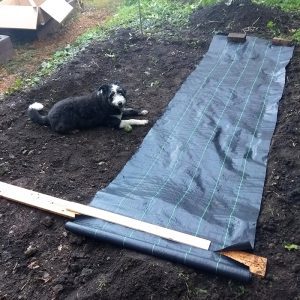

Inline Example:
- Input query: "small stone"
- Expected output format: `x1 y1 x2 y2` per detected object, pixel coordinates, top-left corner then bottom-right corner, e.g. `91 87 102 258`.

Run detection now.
80 268 93 277
53 284 64 294
24 245 37 257
41 272 51 283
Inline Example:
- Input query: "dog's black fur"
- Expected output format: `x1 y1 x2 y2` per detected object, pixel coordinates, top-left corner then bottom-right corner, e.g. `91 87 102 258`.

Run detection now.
28 84 148 133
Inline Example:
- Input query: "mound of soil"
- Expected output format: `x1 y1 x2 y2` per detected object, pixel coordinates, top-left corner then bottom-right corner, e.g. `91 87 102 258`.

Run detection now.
0 0 299 299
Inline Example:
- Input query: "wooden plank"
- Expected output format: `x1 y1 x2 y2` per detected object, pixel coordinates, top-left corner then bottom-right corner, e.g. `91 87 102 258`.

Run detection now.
220 250 267 277
0 181 76 218
272 37 293 47
0 181 211 251
66 201 211 250
228 32 247 43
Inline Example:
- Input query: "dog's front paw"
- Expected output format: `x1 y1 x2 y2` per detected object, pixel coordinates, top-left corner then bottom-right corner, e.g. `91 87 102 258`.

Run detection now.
140 110 149 116
140 119 149 125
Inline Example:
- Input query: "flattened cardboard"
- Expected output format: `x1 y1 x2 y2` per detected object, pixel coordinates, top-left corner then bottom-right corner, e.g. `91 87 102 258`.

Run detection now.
0 5 38 29
1 0 31 5
28 0 38 7
40 0 73 23
0 0 73 30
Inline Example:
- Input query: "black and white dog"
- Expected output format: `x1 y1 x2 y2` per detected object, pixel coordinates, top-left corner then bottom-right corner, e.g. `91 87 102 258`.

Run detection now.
27 84 148 133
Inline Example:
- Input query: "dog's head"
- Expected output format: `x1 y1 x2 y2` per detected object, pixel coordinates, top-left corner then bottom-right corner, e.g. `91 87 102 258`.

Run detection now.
97 84 127 109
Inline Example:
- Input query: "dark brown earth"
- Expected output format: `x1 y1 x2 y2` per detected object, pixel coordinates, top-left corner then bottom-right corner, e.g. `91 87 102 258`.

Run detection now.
0 0 300 299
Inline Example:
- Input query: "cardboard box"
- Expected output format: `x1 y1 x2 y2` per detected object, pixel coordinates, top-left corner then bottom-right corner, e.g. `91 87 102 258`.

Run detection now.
0 0 74 30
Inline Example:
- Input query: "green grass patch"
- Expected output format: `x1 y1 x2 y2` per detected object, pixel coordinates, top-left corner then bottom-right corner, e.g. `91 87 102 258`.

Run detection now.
292 29 300 43
106 0 220 31
253 0 300 12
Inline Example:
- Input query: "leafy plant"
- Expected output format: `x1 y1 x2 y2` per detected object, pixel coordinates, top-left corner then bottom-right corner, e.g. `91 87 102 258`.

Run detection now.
267 20 275 30
266 20 280 36
284 243 299 251
292 29 300 43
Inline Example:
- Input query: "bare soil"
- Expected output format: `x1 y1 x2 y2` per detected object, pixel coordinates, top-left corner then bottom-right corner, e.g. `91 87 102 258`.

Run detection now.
0 0 299 299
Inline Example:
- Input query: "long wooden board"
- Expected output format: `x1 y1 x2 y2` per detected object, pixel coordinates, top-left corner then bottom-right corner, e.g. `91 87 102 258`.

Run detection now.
0 181 76 218
0 181 210 250
0 181 267 277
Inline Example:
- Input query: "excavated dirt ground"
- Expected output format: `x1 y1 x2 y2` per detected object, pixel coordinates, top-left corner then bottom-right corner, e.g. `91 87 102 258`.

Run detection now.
0 0 299 299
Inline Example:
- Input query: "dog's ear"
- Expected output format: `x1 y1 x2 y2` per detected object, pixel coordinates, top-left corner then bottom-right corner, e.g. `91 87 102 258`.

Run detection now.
121 87 127 96
113 82 126 96
97 85 109 97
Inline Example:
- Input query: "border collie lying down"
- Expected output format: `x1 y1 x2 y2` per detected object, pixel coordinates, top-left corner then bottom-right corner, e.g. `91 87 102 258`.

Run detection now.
28 84 149 133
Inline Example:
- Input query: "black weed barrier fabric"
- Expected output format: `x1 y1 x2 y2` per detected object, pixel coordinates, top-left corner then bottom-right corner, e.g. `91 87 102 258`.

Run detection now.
66 35 294 281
